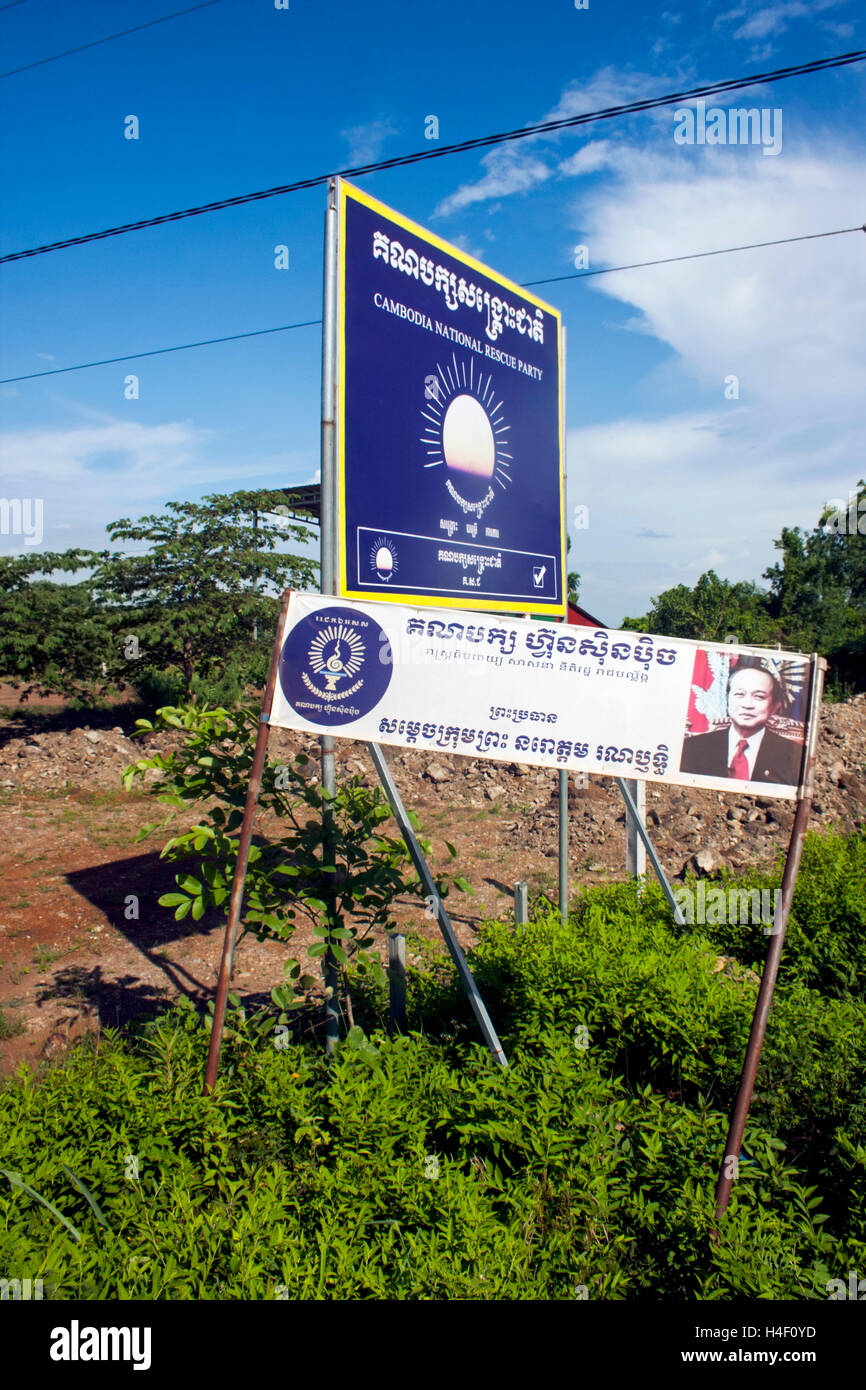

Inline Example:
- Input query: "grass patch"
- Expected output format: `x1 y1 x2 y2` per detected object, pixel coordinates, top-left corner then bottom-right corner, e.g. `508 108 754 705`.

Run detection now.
33 946 62 970
0 1008 25 1040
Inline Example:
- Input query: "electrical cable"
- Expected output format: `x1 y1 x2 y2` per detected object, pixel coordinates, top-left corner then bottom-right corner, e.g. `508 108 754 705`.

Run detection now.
523 223 866 286
0 318 322 383
0 1 223 79
2 48 863 264
3 223 862 385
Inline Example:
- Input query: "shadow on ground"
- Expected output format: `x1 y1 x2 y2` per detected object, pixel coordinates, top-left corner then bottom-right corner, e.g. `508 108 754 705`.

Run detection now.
48 849 231 1026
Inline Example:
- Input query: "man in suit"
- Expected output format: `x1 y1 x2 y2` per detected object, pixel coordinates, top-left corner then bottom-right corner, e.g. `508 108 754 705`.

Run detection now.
680 658 803 787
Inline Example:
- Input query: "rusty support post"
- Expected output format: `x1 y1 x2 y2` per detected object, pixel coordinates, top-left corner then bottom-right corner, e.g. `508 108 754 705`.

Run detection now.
203 590 292 1094
714 655 826 1217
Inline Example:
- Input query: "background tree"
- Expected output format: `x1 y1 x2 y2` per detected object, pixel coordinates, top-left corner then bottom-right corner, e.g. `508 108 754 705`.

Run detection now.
0 550 114 697
619 481 866 696
762 483 866 693
621 570 780 646
763 483 866 652
95 489 318 700
566 535 580 607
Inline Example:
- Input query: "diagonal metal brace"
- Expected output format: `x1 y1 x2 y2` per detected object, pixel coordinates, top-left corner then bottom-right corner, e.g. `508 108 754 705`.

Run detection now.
367 741 508 1068
615 776 686 927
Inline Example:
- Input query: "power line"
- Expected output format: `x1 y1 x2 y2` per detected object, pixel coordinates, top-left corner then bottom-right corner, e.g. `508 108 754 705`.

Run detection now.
0 318 322 383
0 1 34 11
2 48 864 264
0 0 222 79
4 223 861 385
524 224 866 287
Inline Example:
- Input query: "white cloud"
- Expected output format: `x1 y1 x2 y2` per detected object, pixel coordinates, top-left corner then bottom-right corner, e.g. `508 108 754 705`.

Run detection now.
558 140 620 177
577 145 866 411
435 67 679 218
1 419 210 485
448 232 486 261
0 419 214 543
543 66 665 124
565 138 866 621
435 144 552 217
567 408 855 622
341 118 397 165
0 418 320 557
425 60 865 619
715 0 845 41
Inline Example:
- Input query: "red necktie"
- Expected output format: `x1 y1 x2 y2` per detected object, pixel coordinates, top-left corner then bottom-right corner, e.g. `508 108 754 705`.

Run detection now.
729 738 750 779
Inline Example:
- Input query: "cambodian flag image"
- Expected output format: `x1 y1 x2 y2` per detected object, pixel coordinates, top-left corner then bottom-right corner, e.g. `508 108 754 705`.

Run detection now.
684 649 733 734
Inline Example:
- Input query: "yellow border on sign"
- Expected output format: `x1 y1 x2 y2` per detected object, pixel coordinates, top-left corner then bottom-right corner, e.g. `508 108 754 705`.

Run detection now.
336 178 566 617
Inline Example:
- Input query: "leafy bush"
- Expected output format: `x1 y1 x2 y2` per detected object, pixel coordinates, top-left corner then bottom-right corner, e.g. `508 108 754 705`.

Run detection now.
123 702 462 1023
3 828 864 1300
0 1009 844 1301
683 829 866 999
132 667 188 711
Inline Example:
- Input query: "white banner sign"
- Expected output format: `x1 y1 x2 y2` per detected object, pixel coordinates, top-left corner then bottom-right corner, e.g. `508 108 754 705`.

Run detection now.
269 593 813 800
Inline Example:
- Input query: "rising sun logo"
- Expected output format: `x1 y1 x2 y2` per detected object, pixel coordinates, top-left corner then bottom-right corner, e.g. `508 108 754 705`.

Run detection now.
420 353 511 517
369 535 398 582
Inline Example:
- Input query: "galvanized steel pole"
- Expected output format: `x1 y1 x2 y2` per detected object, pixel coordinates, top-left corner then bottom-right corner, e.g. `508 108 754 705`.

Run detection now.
514 880 529 931
616 776 686 927
559 770 569 924
320 177 340 1053
558 327 569 926
624 777 647 881
368 741 508 1068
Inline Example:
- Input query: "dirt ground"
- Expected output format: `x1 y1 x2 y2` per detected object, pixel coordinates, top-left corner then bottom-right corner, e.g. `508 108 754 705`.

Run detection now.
0 683 864 1075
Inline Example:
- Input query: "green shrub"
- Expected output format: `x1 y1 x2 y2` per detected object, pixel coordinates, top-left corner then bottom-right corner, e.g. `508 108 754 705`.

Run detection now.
2 828 863 1300
691 829 866 999
0 1014 843 1301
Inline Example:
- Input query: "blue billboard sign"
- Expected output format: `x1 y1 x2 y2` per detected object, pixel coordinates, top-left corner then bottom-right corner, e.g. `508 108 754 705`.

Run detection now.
336 180 565 615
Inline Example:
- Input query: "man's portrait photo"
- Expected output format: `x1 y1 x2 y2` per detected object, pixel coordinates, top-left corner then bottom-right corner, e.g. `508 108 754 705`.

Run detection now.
680 650 808 789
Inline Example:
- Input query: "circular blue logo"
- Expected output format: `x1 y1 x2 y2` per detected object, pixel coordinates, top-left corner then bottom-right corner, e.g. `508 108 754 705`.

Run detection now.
278 605 393 727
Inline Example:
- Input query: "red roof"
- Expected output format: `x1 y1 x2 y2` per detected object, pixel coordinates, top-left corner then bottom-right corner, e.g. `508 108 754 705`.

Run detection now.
567 601 606 628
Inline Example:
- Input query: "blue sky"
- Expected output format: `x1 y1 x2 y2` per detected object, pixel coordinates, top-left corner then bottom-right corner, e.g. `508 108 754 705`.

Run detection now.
1 0 864 624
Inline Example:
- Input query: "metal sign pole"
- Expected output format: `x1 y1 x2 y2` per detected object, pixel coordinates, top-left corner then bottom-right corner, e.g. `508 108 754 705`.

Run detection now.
368 741 508 1069
616 776 686 927
558 325 569 926
624 777 647 881
204 590 293 1093
558 770 569 924
714 655 826 1219
320 176 340 1053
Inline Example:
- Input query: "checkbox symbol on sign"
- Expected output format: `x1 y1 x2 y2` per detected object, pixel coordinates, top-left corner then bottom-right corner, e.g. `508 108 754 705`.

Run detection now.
533 565 547 587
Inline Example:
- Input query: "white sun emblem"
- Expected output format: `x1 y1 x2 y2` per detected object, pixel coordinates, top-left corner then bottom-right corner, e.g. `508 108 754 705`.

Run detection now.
309 624 365 692
420 351 512 516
